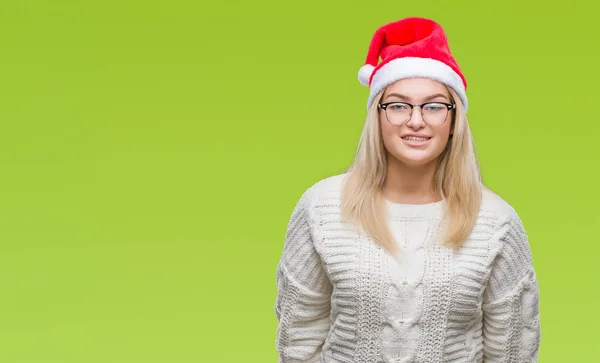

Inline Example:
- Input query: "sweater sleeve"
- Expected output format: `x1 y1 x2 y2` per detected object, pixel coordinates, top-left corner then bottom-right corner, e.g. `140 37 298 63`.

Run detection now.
274 186 333 363
482 209 541 362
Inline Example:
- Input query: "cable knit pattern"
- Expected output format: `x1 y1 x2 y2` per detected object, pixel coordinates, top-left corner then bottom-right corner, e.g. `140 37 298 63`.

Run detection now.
274 174 541 363
275 183 333 362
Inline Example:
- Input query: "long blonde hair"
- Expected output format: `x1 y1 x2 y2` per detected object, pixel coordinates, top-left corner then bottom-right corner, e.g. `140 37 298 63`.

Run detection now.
340 86 482 256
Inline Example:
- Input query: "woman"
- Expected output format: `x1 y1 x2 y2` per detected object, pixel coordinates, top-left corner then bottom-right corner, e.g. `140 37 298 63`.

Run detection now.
274 17 541 363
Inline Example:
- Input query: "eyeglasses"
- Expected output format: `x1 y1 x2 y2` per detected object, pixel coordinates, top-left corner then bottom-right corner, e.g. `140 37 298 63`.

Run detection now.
378 101 455 126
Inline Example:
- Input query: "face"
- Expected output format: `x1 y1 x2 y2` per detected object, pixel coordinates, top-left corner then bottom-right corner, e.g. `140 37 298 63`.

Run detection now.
378 78 454 168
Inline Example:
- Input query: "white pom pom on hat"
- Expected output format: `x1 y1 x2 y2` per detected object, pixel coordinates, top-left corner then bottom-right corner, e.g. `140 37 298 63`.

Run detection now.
357 17 469 112
358 64 375 87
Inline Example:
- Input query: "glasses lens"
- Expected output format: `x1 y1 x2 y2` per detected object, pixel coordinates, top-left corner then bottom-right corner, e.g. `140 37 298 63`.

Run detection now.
385 103 411 125
422 103 449 125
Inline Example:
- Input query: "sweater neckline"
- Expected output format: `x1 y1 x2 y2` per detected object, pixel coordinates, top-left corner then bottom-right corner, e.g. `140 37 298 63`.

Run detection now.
384 198 445 219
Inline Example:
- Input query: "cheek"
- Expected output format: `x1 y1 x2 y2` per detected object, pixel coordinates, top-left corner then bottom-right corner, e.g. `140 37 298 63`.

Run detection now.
435 124 452 147
379 121 398 149
439 122 452 138
435 127 451 142
431 127 451 151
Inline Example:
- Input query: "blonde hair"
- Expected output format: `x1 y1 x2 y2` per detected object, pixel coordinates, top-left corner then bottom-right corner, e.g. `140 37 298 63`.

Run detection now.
340 86 482 256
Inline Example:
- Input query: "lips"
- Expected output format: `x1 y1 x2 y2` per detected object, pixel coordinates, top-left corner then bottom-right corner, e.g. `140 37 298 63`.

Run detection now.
400 134 432 147
401 135 432 141
401 134 431 142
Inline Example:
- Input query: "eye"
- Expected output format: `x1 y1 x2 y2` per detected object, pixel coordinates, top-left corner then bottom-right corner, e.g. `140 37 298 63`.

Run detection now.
388 103 410 112
423 103 446 113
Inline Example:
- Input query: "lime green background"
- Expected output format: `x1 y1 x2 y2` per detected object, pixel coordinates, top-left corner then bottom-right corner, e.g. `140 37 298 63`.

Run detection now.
0 0 598 362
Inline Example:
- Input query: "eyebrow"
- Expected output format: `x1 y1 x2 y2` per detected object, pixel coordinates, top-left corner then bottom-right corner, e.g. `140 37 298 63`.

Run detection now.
384 92 449 102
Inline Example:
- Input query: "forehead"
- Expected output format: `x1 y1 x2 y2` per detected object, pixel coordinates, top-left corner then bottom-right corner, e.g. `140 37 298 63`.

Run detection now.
383 78 449 100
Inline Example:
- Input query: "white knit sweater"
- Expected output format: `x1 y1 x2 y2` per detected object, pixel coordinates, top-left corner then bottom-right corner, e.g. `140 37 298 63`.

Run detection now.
274 174 541 363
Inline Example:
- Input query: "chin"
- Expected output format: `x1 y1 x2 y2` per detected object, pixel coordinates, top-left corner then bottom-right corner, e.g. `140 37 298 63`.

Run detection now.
399 158 437 167
391 150 440 167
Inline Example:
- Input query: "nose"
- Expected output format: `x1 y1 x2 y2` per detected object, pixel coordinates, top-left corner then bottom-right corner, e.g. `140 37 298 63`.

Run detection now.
405 106 426 129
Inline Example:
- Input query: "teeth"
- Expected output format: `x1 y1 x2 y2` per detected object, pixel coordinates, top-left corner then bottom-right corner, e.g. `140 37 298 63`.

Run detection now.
403 136 428 141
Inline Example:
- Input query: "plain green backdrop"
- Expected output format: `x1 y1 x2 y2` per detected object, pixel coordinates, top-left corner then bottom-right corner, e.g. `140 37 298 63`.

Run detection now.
0 0 598 362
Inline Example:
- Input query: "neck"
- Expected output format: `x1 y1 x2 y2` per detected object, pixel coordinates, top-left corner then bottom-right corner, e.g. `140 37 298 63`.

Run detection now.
382 156 439 204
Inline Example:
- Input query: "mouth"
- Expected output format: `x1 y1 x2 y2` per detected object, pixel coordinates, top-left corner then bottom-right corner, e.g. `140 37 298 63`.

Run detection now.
400 135 432 147
401 136 431 142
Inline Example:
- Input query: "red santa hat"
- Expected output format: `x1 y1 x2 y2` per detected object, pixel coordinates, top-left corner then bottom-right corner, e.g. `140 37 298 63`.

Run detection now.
358 17 468 112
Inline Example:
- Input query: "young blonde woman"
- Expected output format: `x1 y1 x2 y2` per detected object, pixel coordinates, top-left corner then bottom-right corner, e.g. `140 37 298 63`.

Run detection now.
274 17 541 363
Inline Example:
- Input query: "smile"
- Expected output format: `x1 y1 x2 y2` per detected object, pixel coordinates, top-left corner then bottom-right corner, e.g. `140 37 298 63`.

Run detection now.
400 135 432 147
401 136 431 141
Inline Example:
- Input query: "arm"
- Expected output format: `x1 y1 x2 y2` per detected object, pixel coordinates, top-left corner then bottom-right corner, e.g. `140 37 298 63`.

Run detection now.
274 187 333 363
482 210 541 362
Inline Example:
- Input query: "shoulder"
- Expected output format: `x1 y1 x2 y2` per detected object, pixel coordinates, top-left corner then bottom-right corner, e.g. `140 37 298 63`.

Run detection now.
479 184 520 223
286 174 347 251
297 173 347 207
288 173 347 232
478 185 530 254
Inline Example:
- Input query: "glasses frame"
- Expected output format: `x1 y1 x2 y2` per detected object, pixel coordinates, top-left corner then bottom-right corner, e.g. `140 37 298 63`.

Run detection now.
378 101 456 126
